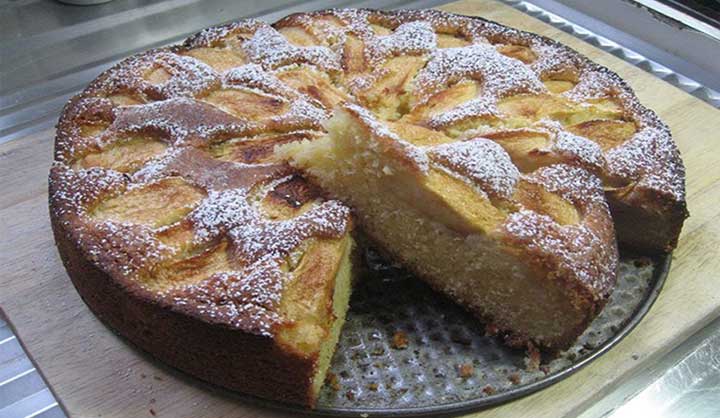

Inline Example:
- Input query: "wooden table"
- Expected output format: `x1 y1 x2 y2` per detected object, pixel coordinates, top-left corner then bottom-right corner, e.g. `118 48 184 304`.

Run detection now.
1 1 719 416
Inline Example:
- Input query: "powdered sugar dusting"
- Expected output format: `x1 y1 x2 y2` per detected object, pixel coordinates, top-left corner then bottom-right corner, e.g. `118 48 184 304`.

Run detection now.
83 221 174 277
243 26 341 72
51 8 685 340
502 209 616 297
429 138 519 199
225 64 299 98
606 125 684 199
564 69 620 102
529 40 580 78
165 256 287 335
553 129 605 171
534 119 605 172
111 97 249 145
525 164 605 207
99 50 219 100
184 19 265 48
414 44 546 105
428 95 498 129
366 21 437 64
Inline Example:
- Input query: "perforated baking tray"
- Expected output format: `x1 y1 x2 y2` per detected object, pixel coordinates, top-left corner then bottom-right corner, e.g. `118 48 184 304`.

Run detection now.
230 249 669 417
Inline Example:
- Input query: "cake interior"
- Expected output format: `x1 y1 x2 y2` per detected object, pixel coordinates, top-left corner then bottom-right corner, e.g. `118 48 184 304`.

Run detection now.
279 109 592 349
311 236 353 398
272 234 354 399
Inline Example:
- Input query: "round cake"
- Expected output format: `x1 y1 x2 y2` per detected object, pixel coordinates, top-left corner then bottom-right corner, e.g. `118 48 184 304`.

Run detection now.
49 8 687 407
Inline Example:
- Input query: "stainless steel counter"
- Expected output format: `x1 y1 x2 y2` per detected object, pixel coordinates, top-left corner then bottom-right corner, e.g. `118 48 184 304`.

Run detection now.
1 1 718 417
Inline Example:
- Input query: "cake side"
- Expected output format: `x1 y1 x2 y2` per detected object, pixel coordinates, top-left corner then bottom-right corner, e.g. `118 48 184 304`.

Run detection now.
50 207 344 406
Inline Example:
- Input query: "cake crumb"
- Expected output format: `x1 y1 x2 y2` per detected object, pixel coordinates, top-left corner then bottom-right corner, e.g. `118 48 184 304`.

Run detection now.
458 363 474 378
524 342 541 371
325 372 340 391
482 385 496 395
508 373 521 384
368 383 379 391
392 330 409 349
346 390 356 401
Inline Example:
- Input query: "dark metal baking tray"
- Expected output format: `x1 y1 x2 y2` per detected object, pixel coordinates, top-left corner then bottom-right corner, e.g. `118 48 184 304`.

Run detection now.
226 249 669 417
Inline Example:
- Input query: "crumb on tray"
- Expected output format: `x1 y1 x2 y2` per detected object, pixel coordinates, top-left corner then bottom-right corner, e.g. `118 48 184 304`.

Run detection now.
391 330 409 349
458 363 474 378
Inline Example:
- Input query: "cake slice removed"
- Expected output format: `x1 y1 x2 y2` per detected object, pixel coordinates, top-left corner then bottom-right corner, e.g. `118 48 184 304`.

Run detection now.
278 104 619 350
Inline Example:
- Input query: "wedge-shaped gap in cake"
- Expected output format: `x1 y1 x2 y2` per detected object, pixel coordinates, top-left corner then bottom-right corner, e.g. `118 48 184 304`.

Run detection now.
73 133 169 173
90 177 207 228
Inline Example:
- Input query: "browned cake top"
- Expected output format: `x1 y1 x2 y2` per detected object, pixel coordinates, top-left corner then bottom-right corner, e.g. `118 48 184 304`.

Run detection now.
50 8 683 335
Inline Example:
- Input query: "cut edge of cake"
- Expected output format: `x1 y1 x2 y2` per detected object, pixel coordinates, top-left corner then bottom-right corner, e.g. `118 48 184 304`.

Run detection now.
278 104 619 350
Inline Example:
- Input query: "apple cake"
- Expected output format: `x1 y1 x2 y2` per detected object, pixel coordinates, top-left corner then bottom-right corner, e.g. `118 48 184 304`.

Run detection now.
49 8 687 407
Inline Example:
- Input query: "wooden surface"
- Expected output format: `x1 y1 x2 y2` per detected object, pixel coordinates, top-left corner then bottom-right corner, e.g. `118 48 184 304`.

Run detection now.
1 1 719 417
